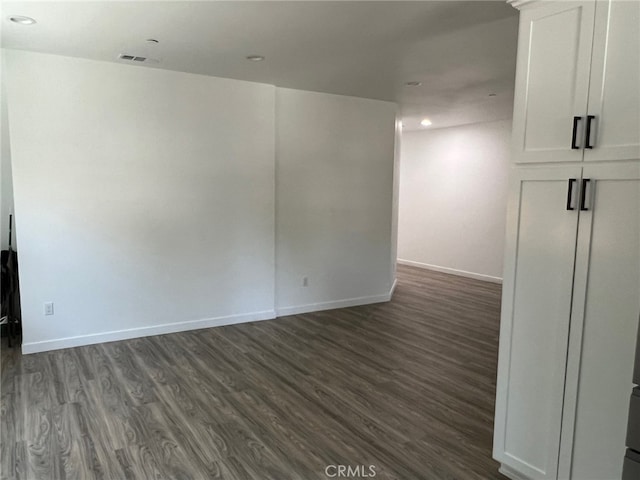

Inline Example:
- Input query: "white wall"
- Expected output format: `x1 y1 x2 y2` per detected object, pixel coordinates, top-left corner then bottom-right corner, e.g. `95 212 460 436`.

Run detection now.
5 50 398 352
397 119 511 282
275 88 397 314
1 52 15 251
390 119 402 284
6 51 277 352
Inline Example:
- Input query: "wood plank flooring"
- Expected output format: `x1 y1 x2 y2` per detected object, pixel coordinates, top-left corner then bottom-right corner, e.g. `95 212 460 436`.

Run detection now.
1 265 505 479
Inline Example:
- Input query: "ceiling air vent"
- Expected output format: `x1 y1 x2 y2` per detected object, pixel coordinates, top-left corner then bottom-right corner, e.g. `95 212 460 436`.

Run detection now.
118 54 147 62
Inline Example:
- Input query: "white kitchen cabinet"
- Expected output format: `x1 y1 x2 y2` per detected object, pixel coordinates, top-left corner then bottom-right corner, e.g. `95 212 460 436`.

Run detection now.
496 2 640 477
495 163 640 480
511 0 640 164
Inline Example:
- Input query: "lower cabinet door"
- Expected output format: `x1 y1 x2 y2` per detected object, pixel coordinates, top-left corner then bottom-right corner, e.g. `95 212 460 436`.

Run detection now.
559 163 640 480
494 166 582 480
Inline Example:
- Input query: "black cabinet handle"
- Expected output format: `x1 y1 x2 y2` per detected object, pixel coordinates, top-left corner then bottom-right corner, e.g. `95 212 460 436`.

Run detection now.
571 116 582 149
585 115 595 149
580 178 591 211
567 178 577 210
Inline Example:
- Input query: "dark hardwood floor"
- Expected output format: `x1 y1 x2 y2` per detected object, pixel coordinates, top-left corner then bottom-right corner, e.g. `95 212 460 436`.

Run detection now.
1 265 505 480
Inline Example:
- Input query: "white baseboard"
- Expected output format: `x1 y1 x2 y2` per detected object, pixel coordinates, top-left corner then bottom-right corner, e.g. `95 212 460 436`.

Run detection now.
276 282 396 317
397 259 502 284
389 278 398 297
22 282 400 354
21 310 276 354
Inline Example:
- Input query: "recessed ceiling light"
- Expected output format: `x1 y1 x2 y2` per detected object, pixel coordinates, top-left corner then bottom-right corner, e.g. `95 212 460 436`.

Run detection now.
246 55 265 62
8 15 36 25
420 118 432 127
405 81 422 87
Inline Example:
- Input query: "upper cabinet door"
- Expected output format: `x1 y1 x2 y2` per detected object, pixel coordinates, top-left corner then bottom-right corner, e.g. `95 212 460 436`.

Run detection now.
512 1 596 164
584 0 640 162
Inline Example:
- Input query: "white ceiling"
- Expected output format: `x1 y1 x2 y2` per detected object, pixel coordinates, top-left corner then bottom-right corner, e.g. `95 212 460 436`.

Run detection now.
0 1 519 130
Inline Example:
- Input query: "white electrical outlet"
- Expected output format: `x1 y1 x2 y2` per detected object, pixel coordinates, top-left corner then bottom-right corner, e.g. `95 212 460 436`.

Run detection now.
302 276 309 287
44 302 54 316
